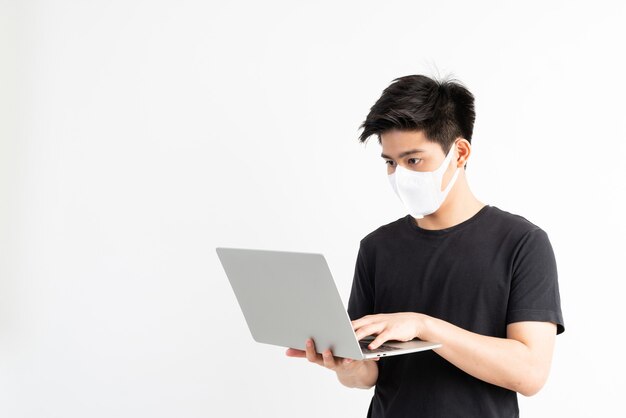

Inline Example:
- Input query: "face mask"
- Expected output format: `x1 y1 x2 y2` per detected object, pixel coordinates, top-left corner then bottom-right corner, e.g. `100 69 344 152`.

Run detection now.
387 144 460 219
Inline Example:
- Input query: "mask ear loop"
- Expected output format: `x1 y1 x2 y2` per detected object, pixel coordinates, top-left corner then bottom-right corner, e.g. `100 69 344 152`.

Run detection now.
441 165 460 195
438 143 461 194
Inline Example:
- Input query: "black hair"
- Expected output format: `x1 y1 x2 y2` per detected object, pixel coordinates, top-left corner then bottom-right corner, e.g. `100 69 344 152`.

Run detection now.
358 75 476 154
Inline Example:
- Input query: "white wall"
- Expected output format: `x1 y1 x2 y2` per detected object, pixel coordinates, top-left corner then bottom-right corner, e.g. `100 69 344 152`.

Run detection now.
1 1 625 416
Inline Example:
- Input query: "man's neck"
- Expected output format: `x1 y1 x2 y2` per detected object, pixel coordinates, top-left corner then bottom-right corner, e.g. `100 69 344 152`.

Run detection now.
414 174 485 231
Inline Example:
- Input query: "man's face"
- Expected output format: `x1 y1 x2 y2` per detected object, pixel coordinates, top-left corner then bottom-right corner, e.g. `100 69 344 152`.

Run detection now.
380 129 459 190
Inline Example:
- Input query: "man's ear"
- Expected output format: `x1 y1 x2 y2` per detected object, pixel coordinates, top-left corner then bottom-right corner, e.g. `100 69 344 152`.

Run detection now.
455 138 471 169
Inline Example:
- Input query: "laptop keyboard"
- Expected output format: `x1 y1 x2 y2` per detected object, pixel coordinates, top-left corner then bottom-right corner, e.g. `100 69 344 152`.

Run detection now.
359 340 400 353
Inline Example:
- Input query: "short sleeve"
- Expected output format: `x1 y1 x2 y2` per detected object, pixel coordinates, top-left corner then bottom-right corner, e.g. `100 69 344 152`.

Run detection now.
347 242 375 321
507 228 565 334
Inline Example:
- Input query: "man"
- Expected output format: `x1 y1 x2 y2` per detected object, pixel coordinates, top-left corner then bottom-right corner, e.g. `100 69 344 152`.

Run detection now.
286 75 564 417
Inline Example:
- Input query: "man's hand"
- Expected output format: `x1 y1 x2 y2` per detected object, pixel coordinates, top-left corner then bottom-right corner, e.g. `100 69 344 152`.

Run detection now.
285 338 379 389
352 312 427 349
285 338 379 371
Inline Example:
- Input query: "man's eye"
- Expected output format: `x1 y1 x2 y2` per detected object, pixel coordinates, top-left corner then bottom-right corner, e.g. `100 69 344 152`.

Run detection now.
385 160 396 167
408 158 422 165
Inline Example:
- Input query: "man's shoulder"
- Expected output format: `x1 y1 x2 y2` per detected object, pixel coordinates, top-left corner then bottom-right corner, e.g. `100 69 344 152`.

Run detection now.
486 205 544 236
359 216 408 247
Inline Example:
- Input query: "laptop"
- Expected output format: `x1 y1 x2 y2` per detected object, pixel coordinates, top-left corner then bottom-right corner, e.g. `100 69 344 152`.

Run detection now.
216 247 441 360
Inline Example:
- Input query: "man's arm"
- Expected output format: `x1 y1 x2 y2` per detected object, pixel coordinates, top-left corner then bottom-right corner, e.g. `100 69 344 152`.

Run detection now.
354 313 557 396
423 317 556 396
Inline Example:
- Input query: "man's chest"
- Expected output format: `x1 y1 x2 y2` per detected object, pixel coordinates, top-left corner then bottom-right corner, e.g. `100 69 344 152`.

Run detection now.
371 237 514 333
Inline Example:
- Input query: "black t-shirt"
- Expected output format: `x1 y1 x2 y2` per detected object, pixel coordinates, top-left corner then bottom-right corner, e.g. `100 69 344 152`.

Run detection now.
347 205 564 418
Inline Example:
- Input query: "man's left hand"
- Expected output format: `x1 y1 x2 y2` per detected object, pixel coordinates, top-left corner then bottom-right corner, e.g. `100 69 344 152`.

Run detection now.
352 312 429 350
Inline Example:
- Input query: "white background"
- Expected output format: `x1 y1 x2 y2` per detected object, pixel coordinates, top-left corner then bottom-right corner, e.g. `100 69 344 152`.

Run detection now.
1 1 625 417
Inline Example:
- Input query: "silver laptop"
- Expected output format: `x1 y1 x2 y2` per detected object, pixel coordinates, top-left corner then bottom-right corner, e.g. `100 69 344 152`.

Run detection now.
216 247 441 360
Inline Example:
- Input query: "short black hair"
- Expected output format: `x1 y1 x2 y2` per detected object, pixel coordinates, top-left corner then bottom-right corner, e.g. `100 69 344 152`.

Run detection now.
358 75 476 154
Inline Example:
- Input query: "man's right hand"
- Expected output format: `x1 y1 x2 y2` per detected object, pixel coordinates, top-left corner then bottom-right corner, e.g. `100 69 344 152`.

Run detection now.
285 338 379 388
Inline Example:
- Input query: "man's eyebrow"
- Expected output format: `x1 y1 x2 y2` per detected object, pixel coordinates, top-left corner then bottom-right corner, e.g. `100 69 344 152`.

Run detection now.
380 149 426 159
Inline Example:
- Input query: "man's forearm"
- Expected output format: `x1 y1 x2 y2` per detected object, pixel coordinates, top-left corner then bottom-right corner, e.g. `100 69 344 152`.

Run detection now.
420 315 556 396
336 360 378 389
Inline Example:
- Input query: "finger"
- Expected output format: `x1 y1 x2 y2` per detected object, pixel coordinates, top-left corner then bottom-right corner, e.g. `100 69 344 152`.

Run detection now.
305 339 323 365
321 349 337 369
368 331 391 350
353 315 388 334
351 315 375 330
285 348 306 358
355 322 386 341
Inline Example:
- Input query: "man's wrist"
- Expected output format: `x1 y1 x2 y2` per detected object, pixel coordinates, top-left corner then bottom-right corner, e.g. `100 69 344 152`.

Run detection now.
414 312 435 341
336 359 366 379
336 360 377 389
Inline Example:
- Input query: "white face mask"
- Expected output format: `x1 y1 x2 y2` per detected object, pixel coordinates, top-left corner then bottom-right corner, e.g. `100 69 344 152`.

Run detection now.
387 144 460 219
